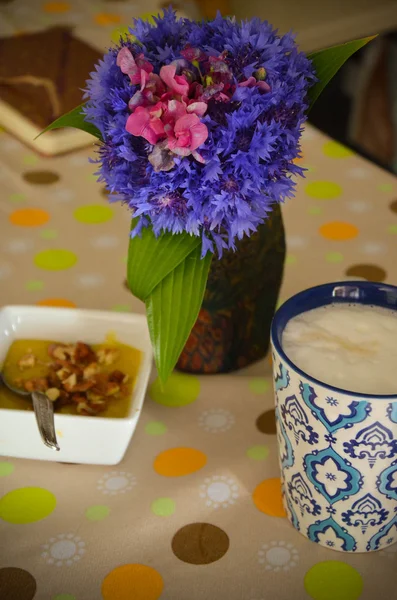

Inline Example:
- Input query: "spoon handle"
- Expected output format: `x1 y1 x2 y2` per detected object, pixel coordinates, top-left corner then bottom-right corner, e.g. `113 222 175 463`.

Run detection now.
31 392 60 451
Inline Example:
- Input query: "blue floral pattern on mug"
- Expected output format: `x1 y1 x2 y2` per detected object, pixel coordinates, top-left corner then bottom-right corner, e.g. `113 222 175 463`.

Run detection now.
272 348 397 553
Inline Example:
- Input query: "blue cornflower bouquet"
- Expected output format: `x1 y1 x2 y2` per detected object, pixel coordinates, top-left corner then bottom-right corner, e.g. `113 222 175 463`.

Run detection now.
45 9 373 381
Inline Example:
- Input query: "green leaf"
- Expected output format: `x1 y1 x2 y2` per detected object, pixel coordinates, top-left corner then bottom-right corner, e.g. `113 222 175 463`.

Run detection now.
127 223 201 301
35 103 102 140
145 246 212 382
308 36 376 110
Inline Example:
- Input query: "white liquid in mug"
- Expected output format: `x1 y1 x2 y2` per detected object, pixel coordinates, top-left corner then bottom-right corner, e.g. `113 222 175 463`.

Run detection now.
282 303 397 395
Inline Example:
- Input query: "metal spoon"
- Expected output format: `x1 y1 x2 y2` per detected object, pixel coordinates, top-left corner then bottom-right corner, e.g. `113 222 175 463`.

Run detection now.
0 373 60 451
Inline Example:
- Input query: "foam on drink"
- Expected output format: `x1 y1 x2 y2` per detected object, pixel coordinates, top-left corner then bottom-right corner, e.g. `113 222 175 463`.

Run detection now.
282 303 397 395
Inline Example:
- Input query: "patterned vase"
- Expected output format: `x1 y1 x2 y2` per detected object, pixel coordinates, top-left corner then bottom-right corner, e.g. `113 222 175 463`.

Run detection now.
176 204 285 374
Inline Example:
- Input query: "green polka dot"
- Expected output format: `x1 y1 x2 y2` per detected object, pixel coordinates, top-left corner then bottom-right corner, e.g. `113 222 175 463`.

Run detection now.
322 141 354 158
145 421 167 435
304 561 363 600
305 181 342 200
74 205 114 224
151 497 175 516
286 254 297 265
149 373 200 407
85 505 110 521
23 154 39 166
0 486 56 523
326 251 344 263
388 224 397 234
0 462 14 477
53 595 76 600
378 183 393 193
9 193 26 203
307 206 322 216
40 229 58 240
112 304 131 312
249 378 270 394
34 249 77 270
122 256 128 264
26 279 44 291
246 445 269 460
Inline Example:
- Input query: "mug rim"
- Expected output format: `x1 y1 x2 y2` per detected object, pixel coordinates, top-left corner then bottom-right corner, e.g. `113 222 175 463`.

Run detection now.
271 280 397 400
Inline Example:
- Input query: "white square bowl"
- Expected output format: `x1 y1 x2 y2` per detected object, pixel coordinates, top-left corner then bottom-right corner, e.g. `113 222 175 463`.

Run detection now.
0 306 152 465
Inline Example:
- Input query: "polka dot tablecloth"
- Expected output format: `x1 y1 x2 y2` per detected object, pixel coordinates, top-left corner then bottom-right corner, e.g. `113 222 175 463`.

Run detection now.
1 3 397 599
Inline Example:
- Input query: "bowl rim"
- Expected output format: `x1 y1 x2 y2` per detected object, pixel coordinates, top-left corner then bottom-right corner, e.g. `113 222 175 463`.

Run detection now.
0 305 153 422
271 280 397 400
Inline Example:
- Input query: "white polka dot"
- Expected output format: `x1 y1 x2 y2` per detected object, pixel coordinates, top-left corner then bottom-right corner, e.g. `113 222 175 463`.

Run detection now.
42 534 85 567
53 189 75 202
348 166 370 179
258 542 299 571
287 235 308 249
51 540 76 560
199 475 239 508
198 409 235 432
91 235 120 249
4 239 34 254
362 242 387 255
0 263 12 280
347 200 372 213
76 273 105 288
97 471 136 495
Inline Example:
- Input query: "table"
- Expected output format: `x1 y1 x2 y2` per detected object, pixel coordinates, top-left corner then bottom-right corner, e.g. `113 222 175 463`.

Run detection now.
1 3 397 600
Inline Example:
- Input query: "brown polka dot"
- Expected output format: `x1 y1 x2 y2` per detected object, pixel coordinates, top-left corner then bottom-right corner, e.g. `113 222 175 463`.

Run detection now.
256 409 277 434
345 264 387 282
23 170 60 185
172 523 229 564
389 199 397 214
0 567 36 600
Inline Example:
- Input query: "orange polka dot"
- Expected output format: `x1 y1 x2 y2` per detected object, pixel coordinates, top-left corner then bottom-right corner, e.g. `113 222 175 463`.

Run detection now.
253 477 287 517
36 298 76 308
102 564 163 600
95 13 122 26
43 2 70 12
9 208 50 227
154 447 207 477
319 221 359 241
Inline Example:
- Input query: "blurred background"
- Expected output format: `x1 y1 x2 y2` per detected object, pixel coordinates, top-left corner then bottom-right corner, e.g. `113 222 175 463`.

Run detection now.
0 0 397 172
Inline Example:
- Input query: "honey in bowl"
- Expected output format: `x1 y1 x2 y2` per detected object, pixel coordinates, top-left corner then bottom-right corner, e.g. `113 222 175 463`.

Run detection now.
0 337 142 418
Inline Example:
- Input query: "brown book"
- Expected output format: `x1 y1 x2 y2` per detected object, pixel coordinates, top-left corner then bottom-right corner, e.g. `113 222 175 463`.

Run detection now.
0 27 102 155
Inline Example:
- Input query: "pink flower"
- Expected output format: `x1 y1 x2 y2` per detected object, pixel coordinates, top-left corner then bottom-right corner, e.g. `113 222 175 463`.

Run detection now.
126 104 165 145
160 64 190 96
167 113 208 157
117 47 153 89
238 76 270 93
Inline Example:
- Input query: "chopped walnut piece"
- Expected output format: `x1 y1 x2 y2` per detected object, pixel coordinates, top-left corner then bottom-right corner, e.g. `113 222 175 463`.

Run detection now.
108 370 125 384
46 388 60 402
76 401 96 416
51 345 68 361
74 342 97 365
56 367 71 382
71 379 96 393
23 377 48 393
17 352 36 370
104 382 120 396
62 373 77 392
97 347 119 365
83 362 99 380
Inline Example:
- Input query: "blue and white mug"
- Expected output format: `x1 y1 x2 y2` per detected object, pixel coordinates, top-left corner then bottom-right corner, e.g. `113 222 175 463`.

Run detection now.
271 281 397 553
